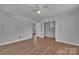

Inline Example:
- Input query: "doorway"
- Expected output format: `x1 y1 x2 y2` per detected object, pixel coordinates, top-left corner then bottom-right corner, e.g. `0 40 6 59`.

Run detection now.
32 22 42 45
44 21 56 39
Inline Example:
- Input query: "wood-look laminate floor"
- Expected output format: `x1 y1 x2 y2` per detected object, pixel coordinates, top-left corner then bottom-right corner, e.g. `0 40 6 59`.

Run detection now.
0 37 79 55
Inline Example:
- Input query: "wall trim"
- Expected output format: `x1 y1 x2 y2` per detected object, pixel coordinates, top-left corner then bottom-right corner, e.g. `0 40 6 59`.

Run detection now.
0 11 33 21
56 40 79 46
0 36 32 46
44 36 55 39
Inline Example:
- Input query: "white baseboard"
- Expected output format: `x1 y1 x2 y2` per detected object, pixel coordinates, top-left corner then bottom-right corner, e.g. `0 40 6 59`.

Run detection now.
35 35 44 39
56 40 79 46
0 36 32 46
44 36 55 38
40 36 44 38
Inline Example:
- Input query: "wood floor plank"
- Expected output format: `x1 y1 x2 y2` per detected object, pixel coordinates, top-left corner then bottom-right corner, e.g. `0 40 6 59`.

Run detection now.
0 37 79 55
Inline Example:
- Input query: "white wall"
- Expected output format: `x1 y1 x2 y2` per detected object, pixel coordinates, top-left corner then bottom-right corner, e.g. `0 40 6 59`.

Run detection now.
42 11 79 46
1 10 79 46
0 16 3 43
56 13 79 45
0 14 34 44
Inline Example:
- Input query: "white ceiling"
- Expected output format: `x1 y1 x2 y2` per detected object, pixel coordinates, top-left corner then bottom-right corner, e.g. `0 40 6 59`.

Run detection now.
0 4 79 20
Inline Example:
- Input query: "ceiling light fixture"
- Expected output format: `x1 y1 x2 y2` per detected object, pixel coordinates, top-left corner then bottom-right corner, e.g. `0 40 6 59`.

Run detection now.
37 10 41 14
30 4 47 15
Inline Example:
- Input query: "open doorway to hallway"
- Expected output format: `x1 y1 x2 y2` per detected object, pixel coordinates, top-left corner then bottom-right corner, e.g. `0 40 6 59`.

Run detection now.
32 21 56 45
44 21 56 39
32 22 42 45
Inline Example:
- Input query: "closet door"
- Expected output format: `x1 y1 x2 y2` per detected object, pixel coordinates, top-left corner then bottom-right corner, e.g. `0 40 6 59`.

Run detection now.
44 21 55 38
50 21 55 38
44 21 50 37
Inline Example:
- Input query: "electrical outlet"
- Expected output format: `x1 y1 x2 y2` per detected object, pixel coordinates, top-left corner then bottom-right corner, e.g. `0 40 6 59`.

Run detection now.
17 36 21 39
19 36 21 39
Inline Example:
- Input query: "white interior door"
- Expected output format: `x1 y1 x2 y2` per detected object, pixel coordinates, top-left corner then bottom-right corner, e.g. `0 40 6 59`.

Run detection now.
36 23 41 37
